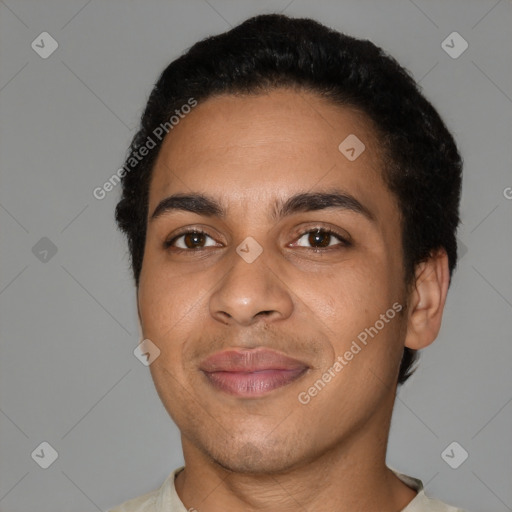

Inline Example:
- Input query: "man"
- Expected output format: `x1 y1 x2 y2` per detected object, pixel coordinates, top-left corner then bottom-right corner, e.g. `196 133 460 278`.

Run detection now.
110 13 466 512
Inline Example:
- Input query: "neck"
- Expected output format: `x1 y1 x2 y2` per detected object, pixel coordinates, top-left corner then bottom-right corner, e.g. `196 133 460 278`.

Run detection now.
174 390 417 512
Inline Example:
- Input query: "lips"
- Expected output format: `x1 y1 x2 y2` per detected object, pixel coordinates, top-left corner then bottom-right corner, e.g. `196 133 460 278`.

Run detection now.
200 348 309 397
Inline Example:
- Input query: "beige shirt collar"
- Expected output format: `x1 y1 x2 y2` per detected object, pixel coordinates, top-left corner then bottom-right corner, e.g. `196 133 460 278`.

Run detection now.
110 465 466 512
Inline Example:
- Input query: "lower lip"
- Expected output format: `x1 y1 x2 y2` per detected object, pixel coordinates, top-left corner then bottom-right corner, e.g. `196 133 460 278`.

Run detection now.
203 368 308 397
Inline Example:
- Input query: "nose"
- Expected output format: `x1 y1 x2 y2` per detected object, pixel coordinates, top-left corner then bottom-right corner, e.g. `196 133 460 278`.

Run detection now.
209 245 294 327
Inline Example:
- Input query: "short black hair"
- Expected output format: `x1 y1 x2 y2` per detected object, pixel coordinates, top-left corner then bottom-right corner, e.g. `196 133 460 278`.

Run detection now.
115 14 462 386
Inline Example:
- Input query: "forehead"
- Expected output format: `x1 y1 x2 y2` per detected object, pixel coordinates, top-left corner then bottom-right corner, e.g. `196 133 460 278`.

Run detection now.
148 89 394 223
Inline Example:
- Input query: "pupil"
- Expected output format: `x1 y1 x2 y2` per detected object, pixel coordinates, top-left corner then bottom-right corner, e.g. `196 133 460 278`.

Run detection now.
309 230 329 247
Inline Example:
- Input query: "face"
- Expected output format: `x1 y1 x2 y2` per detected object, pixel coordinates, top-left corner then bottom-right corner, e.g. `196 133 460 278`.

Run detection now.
137 88 409 473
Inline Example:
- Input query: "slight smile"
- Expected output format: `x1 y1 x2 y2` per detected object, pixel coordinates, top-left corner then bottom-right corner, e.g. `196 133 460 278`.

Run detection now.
200 348 310 398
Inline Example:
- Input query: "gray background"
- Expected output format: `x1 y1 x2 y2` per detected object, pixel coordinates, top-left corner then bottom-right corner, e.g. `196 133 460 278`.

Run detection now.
1 0 511 511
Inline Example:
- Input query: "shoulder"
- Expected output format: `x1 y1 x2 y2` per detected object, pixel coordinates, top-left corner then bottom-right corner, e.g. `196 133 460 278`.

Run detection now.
405 490 468 512
107 467 186 512
107 487 159 512
390 467 467 512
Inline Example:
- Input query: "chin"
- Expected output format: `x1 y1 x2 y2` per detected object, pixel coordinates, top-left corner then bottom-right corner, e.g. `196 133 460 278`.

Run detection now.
205 437 304 476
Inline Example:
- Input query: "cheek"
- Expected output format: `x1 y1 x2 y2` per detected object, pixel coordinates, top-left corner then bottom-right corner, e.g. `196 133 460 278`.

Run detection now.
313 263 404 361
318 263 387 316
137 260 201 341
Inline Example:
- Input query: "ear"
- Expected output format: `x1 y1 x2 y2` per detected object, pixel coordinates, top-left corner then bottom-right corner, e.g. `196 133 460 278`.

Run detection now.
404 248 450 350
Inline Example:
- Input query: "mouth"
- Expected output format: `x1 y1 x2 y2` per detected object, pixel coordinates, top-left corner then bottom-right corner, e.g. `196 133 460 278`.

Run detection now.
199 348 309 398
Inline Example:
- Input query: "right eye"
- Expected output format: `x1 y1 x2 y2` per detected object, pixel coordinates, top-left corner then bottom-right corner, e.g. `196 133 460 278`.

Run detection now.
164 230 219 251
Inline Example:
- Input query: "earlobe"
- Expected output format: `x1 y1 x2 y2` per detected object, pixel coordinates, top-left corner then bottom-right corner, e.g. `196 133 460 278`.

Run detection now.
404 249 450 350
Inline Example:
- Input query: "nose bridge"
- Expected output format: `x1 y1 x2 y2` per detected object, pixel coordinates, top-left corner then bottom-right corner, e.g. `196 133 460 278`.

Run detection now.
209 239 293 326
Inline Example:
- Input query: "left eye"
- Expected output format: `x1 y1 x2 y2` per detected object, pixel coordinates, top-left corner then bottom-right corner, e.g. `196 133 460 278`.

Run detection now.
292 229 348 249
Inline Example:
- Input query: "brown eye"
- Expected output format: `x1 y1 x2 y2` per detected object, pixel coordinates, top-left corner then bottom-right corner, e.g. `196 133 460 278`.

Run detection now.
308 230 331 247
293 228 350 250
182 232 206 249
165 231 218 250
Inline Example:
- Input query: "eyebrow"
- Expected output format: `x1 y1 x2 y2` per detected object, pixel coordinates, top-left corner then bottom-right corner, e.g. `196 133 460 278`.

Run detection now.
150 189 375 223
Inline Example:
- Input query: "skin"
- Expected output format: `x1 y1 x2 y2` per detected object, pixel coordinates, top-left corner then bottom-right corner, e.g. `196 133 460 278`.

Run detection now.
136 88 450 511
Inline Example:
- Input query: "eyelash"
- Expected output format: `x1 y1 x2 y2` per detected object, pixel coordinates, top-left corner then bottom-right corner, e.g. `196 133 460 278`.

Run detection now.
163 227 351 253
